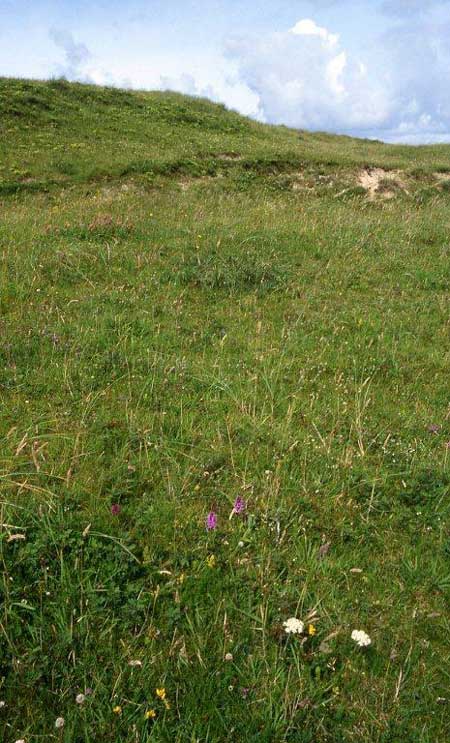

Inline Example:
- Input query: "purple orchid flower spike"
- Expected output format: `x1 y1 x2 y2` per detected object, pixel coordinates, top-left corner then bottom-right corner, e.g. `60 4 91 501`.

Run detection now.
206 511 218 531
230 496 246 519
233 496 246 514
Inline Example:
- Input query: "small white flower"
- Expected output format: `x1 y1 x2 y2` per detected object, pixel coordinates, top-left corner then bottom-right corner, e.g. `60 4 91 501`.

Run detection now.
55 717 65 729
0 701 5 709
128 659 142 667
224 652 233 662
75 693 86 704
351 629 371 647
283 617 304 635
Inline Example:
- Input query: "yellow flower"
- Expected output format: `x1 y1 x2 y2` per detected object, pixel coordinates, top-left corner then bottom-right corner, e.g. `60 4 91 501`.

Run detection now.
145 708 156 720
113 705 122 715
308 624 317 636
177 573 185 585
206 554 216 568
156 688 166 700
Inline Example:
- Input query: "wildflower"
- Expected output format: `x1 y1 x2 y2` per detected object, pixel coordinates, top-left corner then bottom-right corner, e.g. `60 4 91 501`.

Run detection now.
55 717 65 729
206 511 217 531
75 693 86 705
0 701 5 709
428 424 441 434
206 554 216 568
351 629 371 647
111 504 121 516
283 617 304 635
307 624 317 636
156 688 166 701
128 659 142 667
230 496 246 517
113 705 122 715
224 652 233 662
241 687 250 699
145 708 156 720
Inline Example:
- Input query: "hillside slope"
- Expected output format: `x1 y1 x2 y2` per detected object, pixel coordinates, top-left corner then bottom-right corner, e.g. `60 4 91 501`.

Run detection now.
1 77 450 195
0 79 449 743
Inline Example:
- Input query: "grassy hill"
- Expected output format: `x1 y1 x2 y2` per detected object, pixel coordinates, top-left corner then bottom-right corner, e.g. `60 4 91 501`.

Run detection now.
3 77 450 194
0 77 449 742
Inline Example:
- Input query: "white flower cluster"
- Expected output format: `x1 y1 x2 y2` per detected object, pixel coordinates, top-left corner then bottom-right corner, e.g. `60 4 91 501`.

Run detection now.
351 629 371 647
283 617 305 635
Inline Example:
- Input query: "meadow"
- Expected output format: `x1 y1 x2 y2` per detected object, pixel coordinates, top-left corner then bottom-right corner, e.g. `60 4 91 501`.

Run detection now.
0 78 449 742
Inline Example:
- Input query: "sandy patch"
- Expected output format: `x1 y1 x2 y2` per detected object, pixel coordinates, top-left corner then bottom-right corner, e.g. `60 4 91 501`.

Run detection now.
358 167 407 200
434 172 450 183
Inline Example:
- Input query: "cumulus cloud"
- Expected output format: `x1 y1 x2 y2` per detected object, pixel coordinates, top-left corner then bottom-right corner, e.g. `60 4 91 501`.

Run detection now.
290 19 339 47
224 15 450 141
225 20 390 134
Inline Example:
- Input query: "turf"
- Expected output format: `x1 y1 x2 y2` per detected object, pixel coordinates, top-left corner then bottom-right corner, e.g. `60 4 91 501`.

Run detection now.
0 77 449 743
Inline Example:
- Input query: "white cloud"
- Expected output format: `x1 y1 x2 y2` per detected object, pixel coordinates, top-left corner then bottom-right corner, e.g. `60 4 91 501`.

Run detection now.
326 51 347 96
290 19 339 48
223 15 450 141
225 20 390 133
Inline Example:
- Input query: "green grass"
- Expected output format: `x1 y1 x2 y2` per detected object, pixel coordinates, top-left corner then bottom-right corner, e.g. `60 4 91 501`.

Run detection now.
0 77 449 742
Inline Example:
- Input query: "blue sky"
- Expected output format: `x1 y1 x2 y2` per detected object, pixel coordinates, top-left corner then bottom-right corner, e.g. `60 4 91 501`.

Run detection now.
1 0 450 143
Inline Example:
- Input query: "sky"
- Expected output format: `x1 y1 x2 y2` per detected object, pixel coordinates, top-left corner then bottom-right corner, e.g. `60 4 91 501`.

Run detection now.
1 0 450 143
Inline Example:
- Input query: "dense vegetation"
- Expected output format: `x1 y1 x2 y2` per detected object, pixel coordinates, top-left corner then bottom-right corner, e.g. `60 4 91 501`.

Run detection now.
0 77 449 742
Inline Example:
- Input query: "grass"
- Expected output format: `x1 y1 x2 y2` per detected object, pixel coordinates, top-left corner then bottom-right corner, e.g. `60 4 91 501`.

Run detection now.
0 77 449 742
